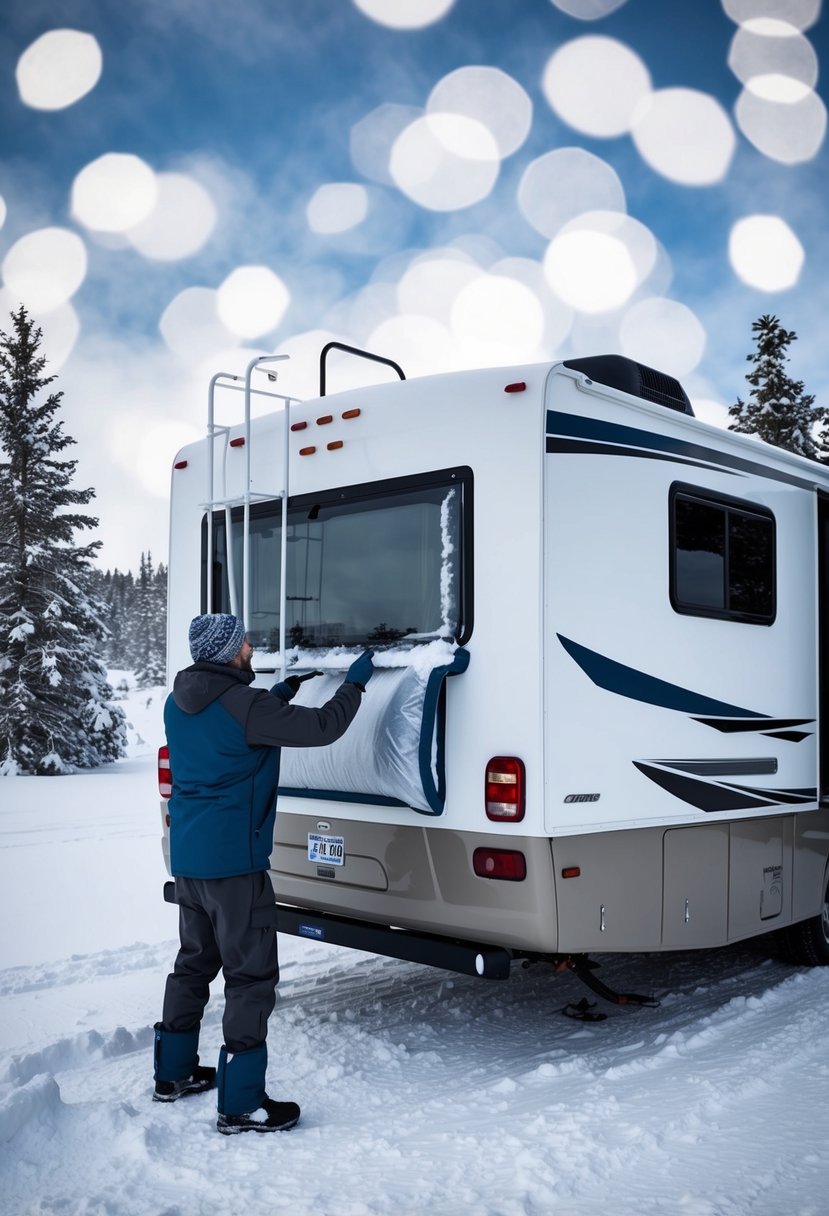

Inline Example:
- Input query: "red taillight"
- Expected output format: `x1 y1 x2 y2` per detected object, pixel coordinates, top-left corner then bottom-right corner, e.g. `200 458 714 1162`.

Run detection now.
229 436 245 448
485 756 525 821
504 381 526 393
158 745 172 799
473 848 527 881
174 459 188 469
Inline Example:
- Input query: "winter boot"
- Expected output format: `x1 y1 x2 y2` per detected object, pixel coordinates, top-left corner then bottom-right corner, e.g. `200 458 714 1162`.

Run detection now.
153 1022 216 1103
215 1043 300 1135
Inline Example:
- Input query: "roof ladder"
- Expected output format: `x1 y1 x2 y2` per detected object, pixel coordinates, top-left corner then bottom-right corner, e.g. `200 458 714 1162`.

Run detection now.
203 354 295 678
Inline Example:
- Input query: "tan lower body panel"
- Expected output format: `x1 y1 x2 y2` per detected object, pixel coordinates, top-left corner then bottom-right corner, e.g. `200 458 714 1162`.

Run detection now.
271 814 559 953
270 809 829 957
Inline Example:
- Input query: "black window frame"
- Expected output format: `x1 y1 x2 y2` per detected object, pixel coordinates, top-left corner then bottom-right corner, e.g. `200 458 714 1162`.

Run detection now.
669 482 776 626
200 465 474 647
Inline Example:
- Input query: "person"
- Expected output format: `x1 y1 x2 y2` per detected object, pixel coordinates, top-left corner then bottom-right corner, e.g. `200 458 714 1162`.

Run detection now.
152 612 373 1135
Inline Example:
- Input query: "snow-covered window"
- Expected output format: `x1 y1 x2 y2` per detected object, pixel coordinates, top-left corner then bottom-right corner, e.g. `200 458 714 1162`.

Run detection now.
206 467 472 651
670 484 775 625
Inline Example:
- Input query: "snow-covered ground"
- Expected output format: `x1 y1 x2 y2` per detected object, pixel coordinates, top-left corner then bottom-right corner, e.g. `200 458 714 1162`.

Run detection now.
1 678 828 1216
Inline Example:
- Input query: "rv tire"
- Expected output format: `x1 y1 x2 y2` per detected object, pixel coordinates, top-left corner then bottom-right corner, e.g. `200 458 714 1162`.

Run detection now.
779 876 829 967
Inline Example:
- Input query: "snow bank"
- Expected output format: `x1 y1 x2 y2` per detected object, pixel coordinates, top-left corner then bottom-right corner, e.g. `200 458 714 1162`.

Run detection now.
0 1072 63 1146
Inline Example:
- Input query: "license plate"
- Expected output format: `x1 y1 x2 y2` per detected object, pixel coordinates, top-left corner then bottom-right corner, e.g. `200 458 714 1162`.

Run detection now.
307 833 345 866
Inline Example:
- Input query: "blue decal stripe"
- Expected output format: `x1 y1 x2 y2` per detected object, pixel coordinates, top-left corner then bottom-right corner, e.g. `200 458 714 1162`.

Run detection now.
559 634 766 719
545 436 741 476
546 410 815 490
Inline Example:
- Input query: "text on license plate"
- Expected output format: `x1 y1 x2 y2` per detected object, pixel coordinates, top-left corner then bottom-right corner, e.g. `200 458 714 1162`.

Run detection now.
307 833 345 866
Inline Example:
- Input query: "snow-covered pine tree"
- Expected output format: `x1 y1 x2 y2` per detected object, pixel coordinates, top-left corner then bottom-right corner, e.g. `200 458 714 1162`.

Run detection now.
0 306 126 775
133 551 167 688
728 314 825 459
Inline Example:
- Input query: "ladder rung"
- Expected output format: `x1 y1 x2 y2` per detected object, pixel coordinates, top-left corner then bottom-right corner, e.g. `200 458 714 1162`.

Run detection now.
201 491 285 509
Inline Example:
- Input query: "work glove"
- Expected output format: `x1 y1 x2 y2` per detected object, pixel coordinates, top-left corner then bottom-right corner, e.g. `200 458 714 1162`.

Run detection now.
344 650 374 690
272 670 323 701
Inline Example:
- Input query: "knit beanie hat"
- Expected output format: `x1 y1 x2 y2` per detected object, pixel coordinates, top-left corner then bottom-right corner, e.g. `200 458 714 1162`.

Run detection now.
188 614 246 664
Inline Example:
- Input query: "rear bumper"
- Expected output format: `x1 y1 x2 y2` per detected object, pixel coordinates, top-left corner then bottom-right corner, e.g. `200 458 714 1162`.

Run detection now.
276 902 513 979
162 882 512 979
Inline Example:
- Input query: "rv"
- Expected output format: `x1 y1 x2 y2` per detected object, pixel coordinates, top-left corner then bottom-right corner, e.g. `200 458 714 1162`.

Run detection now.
160 345 829 992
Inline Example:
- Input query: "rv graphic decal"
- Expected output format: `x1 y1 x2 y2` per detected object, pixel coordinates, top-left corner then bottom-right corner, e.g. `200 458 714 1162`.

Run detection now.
545 411 816 491
633 761 816 814
557 635 814 738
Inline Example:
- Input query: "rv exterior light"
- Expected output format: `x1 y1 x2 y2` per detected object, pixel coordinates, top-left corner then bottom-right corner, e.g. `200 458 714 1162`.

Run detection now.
342 408 361 420
158 745 172 799
327 440 344 451
229 436 245 448
291 421 308 432
317 414 334 425
504 381 526 393
473 848 527 881
174 459 188 470
562 866 581 879
485 756 525 821
299 446 316 456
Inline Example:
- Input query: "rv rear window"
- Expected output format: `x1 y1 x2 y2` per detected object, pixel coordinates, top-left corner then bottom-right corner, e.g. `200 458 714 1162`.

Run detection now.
670 486 775 624
203 467 472 650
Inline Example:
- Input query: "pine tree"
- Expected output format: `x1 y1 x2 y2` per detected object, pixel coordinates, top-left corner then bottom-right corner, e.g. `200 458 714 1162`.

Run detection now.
0 306 126 775
133 551 167 688
728 314 825 460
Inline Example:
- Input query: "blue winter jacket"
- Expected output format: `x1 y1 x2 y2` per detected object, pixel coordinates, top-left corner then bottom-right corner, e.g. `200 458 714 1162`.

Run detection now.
164 662 362 879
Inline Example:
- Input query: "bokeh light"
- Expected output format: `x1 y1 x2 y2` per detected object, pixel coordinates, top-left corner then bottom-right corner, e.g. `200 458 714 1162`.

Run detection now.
728 215 804 290
307 183 369 234
350 103 422 185
428 67 532 158
112 416 203 498
0 288 80 369
389 114 499 210
544 228 638 313
735 88 826 162
491 256 574 352
691 397 730 427
16 29 102 110
160 287 234 361
216 266 291 339
274 328 352 399
2 227 87 313
125 173 217 260
631 88 736 184
450 274 545 360
518 148 626 239
542 37 651 137
550 0 629 16
365 314 456 377
619 297 707 377
555 210 659 295
71 154 158 233
352 0 455 28
397 252 482 324
39 303 80 369
728 25 817 100
721 0 820 31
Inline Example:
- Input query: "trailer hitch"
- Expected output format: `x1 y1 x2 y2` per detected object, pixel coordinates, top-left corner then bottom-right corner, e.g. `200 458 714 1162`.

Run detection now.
522 953 660 1014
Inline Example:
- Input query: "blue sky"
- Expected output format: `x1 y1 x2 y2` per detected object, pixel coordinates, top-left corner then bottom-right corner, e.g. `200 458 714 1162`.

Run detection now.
0 0 826 569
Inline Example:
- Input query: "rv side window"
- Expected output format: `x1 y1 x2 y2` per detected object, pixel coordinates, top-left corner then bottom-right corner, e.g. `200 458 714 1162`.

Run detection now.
670 486 775 624
203 467 472 650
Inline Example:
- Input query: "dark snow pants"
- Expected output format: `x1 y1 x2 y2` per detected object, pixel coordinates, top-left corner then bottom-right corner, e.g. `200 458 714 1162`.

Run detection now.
161 871 280 1053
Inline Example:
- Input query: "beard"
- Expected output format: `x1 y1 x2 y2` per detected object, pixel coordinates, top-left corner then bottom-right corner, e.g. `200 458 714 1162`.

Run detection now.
238 651 254 673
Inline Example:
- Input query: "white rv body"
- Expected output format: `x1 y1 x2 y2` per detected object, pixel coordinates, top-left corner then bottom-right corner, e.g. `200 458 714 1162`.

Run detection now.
163 354 829 972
